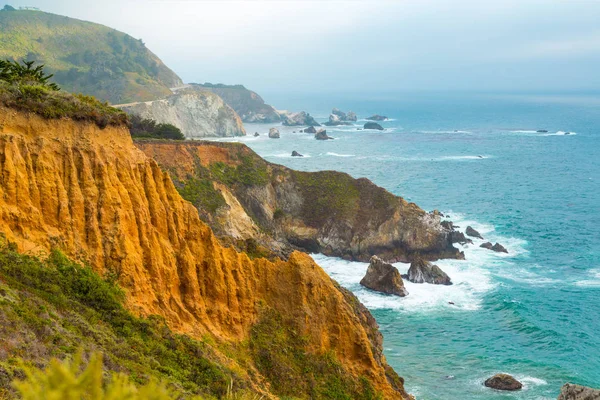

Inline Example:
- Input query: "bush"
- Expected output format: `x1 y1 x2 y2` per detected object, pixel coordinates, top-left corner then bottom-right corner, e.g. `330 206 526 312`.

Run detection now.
129 114 184 140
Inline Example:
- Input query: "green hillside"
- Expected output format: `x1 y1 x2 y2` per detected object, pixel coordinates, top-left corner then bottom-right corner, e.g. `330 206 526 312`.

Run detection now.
0 8 183 104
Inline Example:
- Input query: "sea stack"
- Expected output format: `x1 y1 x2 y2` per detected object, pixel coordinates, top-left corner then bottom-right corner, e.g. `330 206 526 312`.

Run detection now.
484 374 522 391
268 127 280 138
407 258 452 285
360 256 408 297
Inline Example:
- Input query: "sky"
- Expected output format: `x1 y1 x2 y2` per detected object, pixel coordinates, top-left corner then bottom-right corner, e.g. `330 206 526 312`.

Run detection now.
6 0 600 96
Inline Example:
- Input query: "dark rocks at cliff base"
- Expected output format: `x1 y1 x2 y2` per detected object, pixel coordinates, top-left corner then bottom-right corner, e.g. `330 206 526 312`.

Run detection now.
268 127 280 139
557 383 600 400
366 115 388 121
407 258 452 285
449 231 473 245
291 151 303 157
537 129 548 133
315 129 334 140
360 256 408 296
466 226 483 239
441 220 454 230
480 242 508 253
303 126 317 133
364 122 384 130
484 374 522 391
254 132 260 137
282 111 320 126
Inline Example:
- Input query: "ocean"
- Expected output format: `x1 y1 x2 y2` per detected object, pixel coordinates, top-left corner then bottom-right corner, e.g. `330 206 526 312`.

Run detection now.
215 92 600 399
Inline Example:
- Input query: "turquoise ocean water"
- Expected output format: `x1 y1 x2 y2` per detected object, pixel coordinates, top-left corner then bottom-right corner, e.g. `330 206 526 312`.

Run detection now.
216 93 600 399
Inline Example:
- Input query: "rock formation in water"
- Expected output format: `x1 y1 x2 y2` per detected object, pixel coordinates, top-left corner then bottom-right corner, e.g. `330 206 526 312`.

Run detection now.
364 122 384 130
304 126 317 133
136 140 464 263
281 111 320 126
268 127 280 138
360 256 408 296
291 150 303 157
324 108 357 126
0 106 411 399
484 374 522 391
118 89 245 138
190 83 281 123
557 383 600 400
407 258 452 285
466 226 483 239
481 242 508 253
366 115 388 121
315 129 334 140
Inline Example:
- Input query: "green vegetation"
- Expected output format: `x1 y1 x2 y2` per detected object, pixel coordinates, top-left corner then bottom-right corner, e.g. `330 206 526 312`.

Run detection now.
209 155 268 187
249 307 382 400
292 171 361 226
178 176 226 214
0 59 128 128
0 10 181 103
0 241 240 399
2 5 16 11
129 114 184 140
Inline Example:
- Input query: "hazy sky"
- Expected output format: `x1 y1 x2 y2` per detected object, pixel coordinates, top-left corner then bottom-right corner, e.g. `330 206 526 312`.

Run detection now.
8 0 600 95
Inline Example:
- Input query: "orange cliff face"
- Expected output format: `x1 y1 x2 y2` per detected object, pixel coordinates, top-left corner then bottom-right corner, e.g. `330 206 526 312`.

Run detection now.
0 107 411 399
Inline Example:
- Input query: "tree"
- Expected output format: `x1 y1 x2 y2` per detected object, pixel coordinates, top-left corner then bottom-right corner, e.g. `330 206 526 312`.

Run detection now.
2 4 16 11
0 59 60 90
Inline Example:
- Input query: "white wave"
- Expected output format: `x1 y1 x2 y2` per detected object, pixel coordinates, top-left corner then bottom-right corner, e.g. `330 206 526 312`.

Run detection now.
511 130 539 133
574 269 600 287
421 130 472 134
542 131 577 136
326 152 355 157
264 152 312 158
518 376 548 387
439 155 489 161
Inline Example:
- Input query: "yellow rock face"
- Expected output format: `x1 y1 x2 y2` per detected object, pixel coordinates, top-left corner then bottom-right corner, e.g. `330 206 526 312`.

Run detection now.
0 108 410 399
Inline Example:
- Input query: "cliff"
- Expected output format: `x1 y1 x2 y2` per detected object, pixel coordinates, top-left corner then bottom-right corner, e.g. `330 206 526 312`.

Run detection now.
118 89 246 138
192 83 281 123
0 107 409 399
135 140 463 262
0 10 182 104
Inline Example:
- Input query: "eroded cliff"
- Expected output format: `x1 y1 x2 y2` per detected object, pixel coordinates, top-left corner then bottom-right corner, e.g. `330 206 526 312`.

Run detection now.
136 140 462 262
0 107 409 399
118 89 246 138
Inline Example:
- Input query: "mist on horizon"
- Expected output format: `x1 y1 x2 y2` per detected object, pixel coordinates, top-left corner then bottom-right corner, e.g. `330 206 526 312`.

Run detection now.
7 0 600 97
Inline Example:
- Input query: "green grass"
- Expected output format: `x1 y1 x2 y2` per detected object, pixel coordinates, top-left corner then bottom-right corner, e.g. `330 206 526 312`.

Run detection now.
0 10 181 103
178 176 226 214
209 155 268 187
0 241 237 399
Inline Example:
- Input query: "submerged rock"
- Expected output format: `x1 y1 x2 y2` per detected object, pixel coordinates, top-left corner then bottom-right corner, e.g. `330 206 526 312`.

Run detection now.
466 226 483 239
291 150 303 157
360 256 408 296
366 115 388 121
537 129 548 133
268 127 280 139
364 122 384 130
303 126 317 133
557 383 600 400
315 129 334 140
484 374 522 391
407 258 452 285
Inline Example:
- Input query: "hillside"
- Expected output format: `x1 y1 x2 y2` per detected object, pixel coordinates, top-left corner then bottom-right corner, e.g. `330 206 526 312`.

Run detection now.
0 102 411 399
192 83 281 123
135 140 463 262
0 9 182 103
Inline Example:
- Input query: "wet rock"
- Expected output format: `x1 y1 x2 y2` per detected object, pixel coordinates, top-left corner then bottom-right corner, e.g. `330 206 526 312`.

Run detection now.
557 383 600 400
268 127 280 139
537 129 548 133
407 258 452 285
360 256 408 296
254 132 260 137
449 231 473 245
364 122 384 130
303 126 317 133
315 129 334 140
484 374 522 391
291 151 303 157
441 220 454 230
480 242 493 250
366 115 388 121
492 243 508 253
466 226 483 239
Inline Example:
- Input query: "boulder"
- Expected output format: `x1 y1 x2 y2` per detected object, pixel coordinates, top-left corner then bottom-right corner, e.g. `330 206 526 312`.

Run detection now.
466 226 483 239
407 258 452 285
315 129 334 140
484 374 522 391
360 256 408 296
450 231 473 245
364 122 384 130
492 243 508 253
557 383 600 400
282 111 320 126
366 115 388 121
291 151 303 157
268 127 280 139
303 126 317 133
480 242 493 250
254 132 260 137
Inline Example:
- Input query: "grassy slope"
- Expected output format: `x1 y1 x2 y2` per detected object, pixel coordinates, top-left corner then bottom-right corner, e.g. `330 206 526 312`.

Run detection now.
0 10 182 104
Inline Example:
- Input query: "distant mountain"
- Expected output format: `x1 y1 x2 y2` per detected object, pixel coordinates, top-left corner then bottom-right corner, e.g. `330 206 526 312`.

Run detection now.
191 83 281 123
0 9 182 104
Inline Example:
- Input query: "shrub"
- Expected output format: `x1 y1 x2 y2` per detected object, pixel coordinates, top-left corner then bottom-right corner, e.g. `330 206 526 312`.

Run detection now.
129 114 184 140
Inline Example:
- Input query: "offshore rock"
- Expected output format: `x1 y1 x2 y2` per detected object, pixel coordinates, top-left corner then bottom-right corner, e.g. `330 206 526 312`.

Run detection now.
557 383 600 400
291 151 303 157
315 129 334 140
282 111 320 126
268 127 280 138
119 89 245 138
492 243 509 253
364 122 384 130
324 113 353 126
303 126 317 133
407 258 452 285
360 256 408 296
466 226 483 239
484 374 522 391
366 115 388 121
